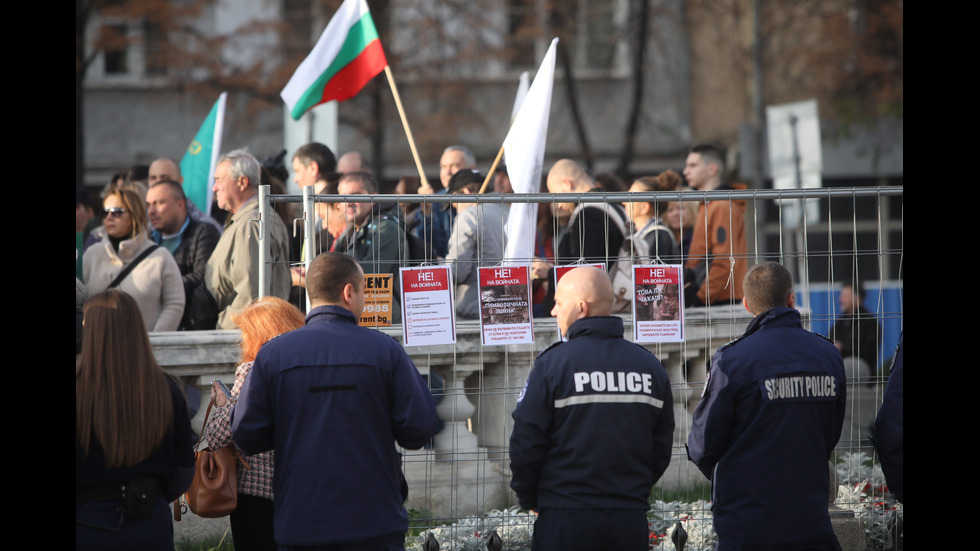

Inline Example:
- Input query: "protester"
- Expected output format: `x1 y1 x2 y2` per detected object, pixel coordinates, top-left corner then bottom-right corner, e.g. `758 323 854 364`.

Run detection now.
412 145 472 259
203 297 305 551
624 176 680 264
147 180 220 328
547 159 626 270
205 149 292 330
444 169 508 319
76 187 98 245
83 188 184 331
76 289 194 550
396 175 422 222
332 171 408 322
683 145 747 306
664 186 697 260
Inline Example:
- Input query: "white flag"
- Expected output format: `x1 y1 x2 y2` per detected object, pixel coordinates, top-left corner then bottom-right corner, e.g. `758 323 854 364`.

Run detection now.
503 38 558 263
510 71 530 123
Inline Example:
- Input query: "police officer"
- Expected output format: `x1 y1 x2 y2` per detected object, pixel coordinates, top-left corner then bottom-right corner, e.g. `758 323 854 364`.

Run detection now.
687 262 846 550
510 266 674 551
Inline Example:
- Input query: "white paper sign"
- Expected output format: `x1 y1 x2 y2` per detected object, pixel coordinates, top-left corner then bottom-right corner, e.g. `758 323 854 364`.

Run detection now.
479 266 534 345
632 265 684 343
400 266 456 347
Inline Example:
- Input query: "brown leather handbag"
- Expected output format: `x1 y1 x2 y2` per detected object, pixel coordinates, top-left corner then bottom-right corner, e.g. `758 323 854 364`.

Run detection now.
185 399 250 518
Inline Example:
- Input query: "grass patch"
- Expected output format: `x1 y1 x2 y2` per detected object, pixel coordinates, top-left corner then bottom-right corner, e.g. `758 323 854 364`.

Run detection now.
176 529 234 551
406 508 438 538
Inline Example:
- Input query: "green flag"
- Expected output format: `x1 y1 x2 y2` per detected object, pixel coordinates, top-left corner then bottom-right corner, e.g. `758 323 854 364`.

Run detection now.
180 92 226 213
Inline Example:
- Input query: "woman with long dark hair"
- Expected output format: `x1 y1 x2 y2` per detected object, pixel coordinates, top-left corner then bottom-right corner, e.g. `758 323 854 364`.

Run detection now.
76 289 194 550
203 296 305 551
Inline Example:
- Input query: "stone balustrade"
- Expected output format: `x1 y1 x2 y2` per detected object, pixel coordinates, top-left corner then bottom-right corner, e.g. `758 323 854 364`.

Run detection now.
153 306 753 520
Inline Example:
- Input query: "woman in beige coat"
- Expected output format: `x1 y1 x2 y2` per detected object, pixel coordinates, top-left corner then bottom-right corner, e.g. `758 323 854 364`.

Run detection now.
83 188 184 331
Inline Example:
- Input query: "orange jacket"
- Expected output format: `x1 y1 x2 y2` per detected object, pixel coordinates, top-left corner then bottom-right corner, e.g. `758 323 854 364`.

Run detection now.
685 184 747 304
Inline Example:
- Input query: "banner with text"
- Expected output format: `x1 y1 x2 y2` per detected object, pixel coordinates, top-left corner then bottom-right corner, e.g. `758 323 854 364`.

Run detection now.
359 273 394 327
400 266 456 346
479 266 534 345
632 265 684 343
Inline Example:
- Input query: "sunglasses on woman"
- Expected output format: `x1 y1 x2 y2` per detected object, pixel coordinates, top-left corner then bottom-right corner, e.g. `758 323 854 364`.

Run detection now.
104 207 128 218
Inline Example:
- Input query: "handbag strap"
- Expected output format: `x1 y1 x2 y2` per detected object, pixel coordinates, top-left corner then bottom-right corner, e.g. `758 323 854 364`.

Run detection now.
108 245 159 288
195 396 252 470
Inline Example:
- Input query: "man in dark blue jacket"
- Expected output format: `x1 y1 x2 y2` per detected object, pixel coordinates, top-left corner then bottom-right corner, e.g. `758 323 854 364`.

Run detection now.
510 266 674 551
874 332 903 504
232 252 437 549
687 262 846 550
146 180 219 328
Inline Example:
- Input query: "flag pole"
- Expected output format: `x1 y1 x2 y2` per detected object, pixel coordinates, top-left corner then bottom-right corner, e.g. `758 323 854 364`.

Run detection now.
478 145 505 194
478 70 532 194
384 66 430 188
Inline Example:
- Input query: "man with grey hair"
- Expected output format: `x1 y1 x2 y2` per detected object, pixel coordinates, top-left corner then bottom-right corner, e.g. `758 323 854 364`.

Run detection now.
412 145 474 259
444 169 507 319
204 149 291 329
437 145 476 190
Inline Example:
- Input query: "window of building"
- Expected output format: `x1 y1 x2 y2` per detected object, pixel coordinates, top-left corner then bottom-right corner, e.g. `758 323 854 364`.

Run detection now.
101 24 130 75
506 0 622 73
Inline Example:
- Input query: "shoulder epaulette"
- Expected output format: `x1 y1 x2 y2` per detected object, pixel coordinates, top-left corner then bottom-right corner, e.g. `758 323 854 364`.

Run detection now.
811 331 835 345
629 341 656 356
536 340 564 359
716 335 745 353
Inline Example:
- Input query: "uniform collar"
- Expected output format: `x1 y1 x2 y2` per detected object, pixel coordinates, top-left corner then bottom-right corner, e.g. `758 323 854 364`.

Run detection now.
566 316 625 340
306 304 357 325
743 306 801 337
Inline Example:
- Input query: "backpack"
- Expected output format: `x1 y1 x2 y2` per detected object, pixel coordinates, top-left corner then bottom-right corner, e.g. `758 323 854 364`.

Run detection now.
635 220 677 263
567 202 641 313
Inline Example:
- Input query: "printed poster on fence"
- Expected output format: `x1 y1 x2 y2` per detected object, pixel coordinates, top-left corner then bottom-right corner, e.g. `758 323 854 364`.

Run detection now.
633 265 684 343
400 266 456 347
554 263 605 341
359 273 394 327
554 263 606 285
479 266 533 345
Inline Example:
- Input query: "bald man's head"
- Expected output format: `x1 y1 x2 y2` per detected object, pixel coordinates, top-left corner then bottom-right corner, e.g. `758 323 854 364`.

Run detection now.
547 159 594 191
337 151 368 174
547 159 595 215
551 266 613 335
149 158 182 186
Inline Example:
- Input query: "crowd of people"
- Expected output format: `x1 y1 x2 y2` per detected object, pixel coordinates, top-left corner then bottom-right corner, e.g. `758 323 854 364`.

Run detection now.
75 142 751 336
76 141 898 550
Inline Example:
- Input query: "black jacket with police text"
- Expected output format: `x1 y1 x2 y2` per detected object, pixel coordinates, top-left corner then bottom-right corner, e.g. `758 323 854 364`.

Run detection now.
510 316 674 511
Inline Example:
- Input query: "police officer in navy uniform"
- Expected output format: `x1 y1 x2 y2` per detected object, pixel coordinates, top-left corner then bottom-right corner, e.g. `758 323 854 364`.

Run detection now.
687 262 846 550
510 266 674 551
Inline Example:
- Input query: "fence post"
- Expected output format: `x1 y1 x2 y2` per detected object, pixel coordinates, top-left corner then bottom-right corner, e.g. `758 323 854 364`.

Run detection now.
258 184 271 298
302 186 316 311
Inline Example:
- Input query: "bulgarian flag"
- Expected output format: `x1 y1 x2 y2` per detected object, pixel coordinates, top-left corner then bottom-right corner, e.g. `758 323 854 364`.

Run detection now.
281 0 387 120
